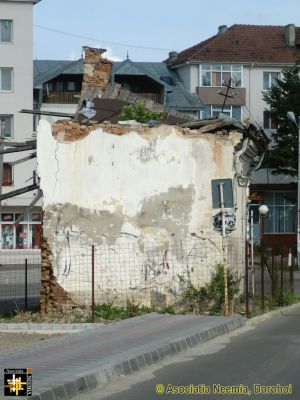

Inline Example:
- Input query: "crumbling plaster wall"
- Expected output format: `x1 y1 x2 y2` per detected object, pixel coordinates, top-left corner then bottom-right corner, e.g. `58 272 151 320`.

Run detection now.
37 120 246 307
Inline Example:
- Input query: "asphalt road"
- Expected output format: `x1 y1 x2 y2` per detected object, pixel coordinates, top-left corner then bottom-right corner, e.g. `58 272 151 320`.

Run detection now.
76 306 300 400
0 264 40 313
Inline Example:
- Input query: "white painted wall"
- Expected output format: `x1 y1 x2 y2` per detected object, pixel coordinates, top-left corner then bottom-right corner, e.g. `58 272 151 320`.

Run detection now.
38 121 247 305
243 65 283 128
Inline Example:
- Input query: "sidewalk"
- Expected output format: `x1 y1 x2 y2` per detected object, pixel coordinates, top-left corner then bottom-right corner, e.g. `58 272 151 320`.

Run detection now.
0 313 245 400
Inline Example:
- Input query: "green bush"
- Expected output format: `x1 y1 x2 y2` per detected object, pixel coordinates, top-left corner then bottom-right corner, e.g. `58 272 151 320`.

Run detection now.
94 300 152 321
119 101 163 123
183 263 240 315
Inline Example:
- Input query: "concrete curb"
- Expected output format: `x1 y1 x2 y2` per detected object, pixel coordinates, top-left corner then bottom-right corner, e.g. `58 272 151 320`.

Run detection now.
246 301 300 326
31 316 245 400
0 323 105 334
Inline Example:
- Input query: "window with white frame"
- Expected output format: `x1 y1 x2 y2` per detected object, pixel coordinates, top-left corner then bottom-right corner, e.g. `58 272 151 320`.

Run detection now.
200 105 241 120
201 64 242 87
264 192 296 233
263 72 280 91
0 67 13 91
1 212 41 250
0 115 13 138
0 20 12 43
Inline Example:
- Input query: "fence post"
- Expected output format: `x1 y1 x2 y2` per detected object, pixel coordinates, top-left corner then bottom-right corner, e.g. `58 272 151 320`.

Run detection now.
92 244 95 323
280 253 284 295
245 241 249 318
289 249 294 295
25 258 28 310
260 247 265 312
271 249 275 299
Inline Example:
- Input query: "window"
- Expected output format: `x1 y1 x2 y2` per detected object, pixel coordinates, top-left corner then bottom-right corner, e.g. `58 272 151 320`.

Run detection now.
201 64 242 87
1 212 41 249
55 81 63 91
0 20 12 43
264 192 296 233
200 105 241 120
2 163 13 186
0 68 13 91
263 110 277 130
263 72 280 90
0 115 13 138
67 81 76 91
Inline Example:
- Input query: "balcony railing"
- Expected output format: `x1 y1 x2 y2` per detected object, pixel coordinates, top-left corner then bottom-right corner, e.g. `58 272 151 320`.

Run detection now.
45 91 81 104
138 92 163 104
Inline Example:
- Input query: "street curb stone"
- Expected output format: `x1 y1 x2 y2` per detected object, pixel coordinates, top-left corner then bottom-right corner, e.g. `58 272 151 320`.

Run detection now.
246 301 300 325
31 315 245 400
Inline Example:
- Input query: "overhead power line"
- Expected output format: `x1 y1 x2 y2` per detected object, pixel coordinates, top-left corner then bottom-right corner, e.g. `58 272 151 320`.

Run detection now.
34 24 172 52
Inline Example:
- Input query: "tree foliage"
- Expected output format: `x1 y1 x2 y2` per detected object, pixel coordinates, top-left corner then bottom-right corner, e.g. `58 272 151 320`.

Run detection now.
119 100 163 123
263 63 300 176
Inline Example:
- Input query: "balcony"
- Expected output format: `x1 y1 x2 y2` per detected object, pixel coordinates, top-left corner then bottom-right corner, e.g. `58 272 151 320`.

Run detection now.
44 91 81 104
138 92 163 104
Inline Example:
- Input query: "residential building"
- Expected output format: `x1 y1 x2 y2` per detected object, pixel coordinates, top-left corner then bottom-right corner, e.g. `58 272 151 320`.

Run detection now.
166 24 300 248
0 0 42 251
33 57 201 124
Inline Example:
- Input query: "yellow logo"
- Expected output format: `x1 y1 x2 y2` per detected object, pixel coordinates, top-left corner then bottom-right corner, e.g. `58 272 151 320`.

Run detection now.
4 374 27 396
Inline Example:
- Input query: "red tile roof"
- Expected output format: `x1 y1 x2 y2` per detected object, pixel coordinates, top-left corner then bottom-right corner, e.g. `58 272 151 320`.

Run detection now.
168 24 300 66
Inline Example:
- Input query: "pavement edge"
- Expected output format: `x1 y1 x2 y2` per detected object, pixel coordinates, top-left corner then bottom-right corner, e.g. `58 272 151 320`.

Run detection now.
31 316 245 400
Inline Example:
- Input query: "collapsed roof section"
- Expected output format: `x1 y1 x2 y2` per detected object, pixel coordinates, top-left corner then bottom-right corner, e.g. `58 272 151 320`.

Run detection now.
75 47 197 125
47 47 268 167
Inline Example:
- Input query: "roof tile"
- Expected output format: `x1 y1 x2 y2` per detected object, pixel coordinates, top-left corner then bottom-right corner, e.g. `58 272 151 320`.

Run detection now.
168 25 300 66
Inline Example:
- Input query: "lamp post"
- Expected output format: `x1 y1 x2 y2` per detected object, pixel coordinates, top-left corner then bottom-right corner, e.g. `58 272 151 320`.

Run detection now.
259 204 268 312
287 111 300 268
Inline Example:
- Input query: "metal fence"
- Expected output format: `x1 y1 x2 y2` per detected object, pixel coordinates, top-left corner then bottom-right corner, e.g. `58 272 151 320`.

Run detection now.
50 234 245 312
0 251 41 314
245 243 298 317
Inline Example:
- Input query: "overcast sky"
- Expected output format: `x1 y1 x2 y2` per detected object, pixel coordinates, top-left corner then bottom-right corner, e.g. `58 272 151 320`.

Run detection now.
33 0 300 62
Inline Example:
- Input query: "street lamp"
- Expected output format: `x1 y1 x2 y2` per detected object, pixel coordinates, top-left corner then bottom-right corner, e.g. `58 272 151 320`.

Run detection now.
287 111 300 268
258 204 268 312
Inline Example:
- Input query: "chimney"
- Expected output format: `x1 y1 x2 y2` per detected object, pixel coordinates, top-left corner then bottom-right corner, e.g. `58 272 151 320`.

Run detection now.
168 51 178 62
82 46 113 93
285 24 296 47
218 25 227 36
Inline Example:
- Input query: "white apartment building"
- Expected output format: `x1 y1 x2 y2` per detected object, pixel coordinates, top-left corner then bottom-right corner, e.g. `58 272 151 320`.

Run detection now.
0 0 42 250
166 24 300 248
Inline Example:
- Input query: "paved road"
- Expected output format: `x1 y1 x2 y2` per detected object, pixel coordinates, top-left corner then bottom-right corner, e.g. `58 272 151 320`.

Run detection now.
76 306 300 400
0 264 40 313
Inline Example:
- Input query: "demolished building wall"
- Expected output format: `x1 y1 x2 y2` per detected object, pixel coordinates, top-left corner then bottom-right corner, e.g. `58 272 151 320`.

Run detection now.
37 118 260 311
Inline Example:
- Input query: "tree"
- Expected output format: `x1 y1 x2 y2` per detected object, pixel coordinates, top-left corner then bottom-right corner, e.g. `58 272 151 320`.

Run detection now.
263 63 300 176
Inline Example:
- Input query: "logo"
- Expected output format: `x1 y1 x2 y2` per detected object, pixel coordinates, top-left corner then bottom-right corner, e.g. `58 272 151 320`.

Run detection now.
4 368 32 397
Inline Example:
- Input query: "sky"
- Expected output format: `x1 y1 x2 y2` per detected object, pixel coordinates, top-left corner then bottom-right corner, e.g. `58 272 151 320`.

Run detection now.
33 0 300 62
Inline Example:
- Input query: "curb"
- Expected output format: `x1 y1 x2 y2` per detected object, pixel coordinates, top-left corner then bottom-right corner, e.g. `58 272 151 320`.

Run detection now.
0 323 105 334
246 301 300 325
31 316 245 400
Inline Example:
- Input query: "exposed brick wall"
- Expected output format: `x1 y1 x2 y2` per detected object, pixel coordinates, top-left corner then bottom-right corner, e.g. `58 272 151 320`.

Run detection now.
82 47 112 94
40 236 76 315
51 120 194 142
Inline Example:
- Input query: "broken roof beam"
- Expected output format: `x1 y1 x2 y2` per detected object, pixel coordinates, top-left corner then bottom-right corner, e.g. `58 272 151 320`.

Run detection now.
4 140 36 147
8 153 36 166
20 109 75 118
14 189 42 226
0 144 36 155
0 184 39 201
